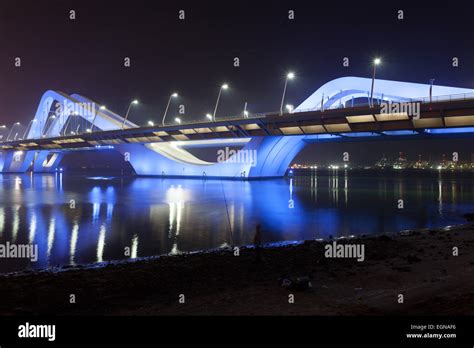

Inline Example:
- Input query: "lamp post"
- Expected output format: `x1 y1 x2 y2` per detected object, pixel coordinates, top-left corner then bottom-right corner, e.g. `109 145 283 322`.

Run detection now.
370 58 381 108
280 72 295 115
148 120 154 126
7 122 20 141
122 100 139 130
175 117 181 125
92 105 106 132
429 78 435 105
63 112 78 136
0 125 7 142
162 93 178 126
23 119 37 139
206 113 213 121
286 104 294 113
43 115 56 138
213 84 228 121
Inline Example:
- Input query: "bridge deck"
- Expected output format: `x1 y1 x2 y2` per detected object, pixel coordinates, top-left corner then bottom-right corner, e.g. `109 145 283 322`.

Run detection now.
2 99 474 152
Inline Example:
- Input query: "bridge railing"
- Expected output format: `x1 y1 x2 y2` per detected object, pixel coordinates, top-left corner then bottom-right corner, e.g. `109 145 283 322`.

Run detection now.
409 92 474 104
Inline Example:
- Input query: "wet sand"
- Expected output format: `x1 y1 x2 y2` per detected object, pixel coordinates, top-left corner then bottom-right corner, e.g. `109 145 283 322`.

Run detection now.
1 224 474 315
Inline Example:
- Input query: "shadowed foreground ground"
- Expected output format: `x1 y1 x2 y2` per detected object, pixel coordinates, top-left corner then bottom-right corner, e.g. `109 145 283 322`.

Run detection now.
1 224 474 315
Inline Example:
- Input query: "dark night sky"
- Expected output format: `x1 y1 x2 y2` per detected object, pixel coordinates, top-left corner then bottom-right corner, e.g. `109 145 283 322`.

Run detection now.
0 0 473 163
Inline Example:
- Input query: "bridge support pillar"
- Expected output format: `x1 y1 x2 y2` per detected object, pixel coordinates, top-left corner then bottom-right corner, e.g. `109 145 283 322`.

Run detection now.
0 150 64 173
32 151 64 173
0 150 36 173
114 135 307 179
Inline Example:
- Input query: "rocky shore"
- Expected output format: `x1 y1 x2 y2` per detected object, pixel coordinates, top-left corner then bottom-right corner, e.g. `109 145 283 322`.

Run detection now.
1 224 474 315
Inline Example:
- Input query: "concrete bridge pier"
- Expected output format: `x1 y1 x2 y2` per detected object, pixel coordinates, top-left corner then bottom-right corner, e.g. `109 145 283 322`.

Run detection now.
0 150 64 173
31 150 65 173
113 135 307 179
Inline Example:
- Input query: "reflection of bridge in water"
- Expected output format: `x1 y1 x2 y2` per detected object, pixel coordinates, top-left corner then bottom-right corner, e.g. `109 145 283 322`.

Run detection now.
0 171 471 273
1 77 474 178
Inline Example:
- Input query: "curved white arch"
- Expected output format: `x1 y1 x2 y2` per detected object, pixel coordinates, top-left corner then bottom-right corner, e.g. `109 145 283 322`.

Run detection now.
26 90 137 139
146 142 214 165
295 76 474 112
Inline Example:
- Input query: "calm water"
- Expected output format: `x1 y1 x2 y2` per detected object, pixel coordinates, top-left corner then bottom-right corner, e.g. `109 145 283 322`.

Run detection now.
0 170 473 273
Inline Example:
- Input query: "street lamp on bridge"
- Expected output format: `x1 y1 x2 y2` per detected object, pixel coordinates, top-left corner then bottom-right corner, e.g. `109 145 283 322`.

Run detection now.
23 119 37 139
162 92 178 126
7 122 21 141
213 84 228 121
206 113 213 121
43 115 56 138
280 72 295 115
0 125 8 142
63 112 78 136
370 58 381 108
122 100 139 130
175 117 181 125
92 105 107 132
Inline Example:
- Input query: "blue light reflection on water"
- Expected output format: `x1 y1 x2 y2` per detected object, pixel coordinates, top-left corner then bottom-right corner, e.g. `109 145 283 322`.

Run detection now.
0 171 473 273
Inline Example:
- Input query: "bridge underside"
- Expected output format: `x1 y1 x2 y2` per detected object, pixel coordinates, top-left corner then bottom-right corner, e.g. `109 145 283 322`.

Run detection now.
0 136 306 178
1 130 473 178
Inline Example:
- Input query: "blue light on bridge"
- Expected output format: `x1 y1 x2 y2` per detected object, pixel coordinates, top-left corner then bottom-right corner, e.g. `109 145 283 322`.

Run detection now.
426 127 474 134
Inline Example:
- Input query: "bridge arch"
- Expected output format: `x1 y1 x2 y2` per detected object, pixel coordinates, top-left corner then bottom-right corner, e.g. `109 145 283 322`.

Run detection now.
295 76 474 112
27 90 137 139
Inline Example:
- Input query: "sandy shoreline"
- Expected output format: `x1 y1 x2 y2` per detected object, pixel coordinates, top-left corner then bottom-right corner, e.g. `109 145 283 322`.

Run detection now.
1 224 474 315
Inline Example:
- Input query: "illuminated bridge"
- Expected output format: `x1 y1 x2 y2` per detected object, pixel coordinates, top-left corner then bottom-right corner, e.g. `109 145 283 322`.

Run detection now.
1 76 474 178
